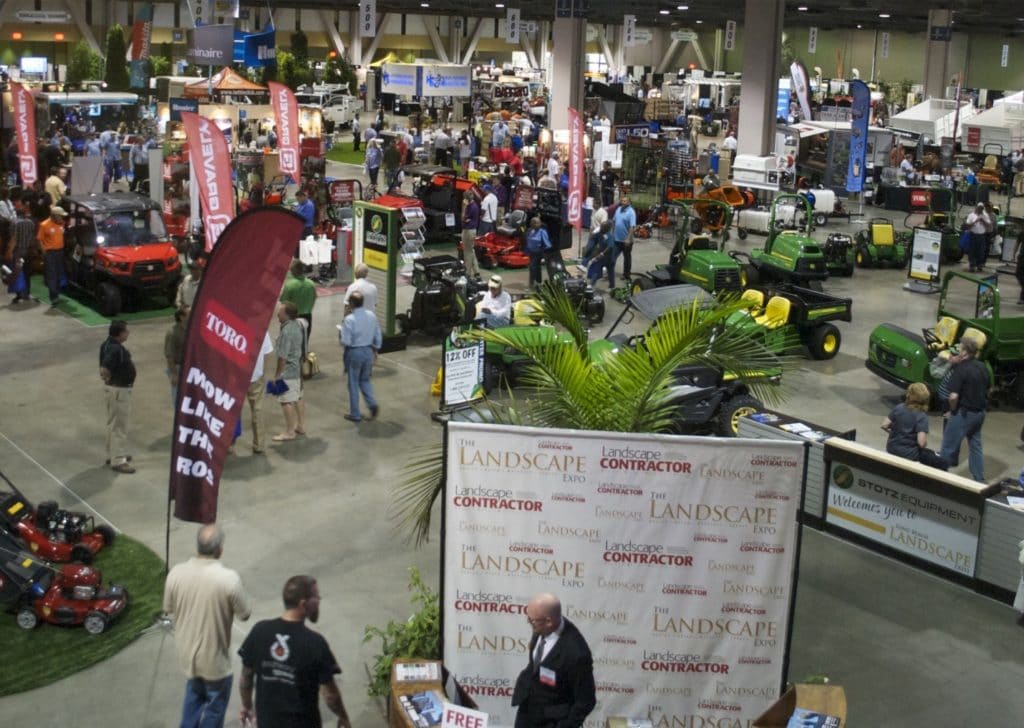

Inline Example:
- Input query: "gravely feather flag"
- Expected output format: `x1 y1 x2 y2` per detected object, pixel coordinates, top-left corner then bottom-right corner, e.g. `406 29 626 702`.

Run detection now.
267 81 300 178
169 207 304 523
181 111 236 252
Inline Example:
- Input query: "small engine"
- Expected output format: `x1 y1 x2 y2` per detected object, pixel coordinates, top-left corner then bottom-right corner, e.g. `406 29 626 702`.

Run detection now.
35 501 87 543
61 563 101 599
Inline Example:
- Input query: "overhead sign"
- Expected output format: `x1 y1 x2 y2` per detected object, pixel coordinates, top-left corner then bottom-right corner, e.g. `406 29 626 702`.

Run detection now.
506 7 520 44
381 63 419 96
724 20 736 51
442 423 803 726
359 0 376 37
671 30 697 43
623 14 636 47
168 97 199 122
632 28 653 45
242 27 276 68
422 64 472 98
808 26 818 54
880 31 890 59
15 10 71 22
1001 44 1009 68
186 24 234 65
612 123 650 144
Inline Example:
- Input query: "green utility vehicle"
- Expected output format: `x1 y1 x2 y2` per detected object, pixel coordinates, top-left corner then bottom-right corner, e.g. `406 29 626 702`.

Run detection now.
854 217 911 268
866 271 1024 403
730 285 853 360
921 209 965 265
630 199 746 296
729 193 829 287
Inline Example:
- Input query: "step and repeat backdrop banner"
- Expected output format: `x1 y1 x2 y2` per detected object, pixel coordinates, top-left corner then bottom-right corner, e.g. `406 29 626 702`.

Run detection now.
442 422 804 727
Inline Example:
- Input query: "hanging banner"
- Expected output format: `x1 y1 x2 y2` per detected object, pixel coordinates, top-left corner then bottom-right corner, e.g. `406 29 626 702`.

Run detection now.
442 423 803 727
130 3 154 60
506 7 521 45
567 106 584 231
181 111 236 251
422 64 472 97
381 63 420 96
789 60 813 122
880 31 890 59
10 83 37 186
623 15 636 48
186 24 235 65
191 0 208 26
808 27 818 54
846 79 870 193
1001 44 1009 69
169 208 304 524
359 0 376 38
267 82 300 178
724 20 736 51
243 27 277 67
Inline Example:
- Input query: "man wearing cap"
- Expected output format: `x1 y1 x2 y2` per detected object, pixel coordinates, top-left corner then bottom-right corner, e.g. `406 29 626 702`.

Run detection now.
37 204 66 305
176 256 205 310
479 185 499 235
477 275 512 328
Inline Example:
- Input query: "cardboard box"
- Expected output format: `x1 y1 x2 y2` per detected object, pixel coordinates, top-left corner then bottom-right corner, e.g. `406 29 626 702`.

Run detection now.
753 684 847 728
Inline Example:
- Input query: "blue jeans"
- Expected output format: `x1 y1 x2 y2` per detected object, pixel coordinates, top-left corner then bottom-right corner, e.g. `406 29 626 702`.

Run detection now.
346 346 377 419
940 409 986 482
180 675 232 728
43 249 64 303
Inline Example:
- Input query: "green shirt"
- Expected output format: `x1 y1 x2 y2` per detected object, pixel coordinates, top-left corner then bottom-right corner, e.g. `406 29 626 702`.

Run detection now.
279 274 317 315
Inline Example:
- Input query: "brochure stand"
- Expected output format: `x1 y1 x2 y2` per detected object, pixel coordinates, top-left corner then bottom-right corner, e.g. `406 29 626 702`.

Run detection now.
903 226 942 294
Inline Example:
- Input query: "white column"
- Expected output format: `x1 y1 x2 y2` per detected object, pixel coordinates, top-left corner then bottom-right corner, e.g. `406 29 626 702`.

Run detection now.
549 16 585 129
737 0 783 156
923 9 953 100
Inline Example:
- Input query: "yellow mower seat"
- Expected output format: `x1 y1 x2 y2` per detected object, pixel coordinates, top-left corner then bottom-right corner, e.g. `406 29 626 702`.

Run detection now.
755 295 791 329
961 327 988 355
871 222 895 247
512 298 544 324
928 316 959 351
739 289 765 315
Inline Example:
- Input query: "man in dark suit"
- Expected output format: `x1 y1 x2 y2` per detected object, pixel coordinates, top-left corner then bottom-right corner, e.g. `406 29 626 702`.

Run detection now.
511 593 596 728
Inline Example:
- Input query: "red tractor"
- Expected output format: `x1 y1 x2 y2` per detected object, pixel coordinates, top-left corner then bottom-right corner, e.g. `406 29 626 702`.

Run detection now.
1 472 115 564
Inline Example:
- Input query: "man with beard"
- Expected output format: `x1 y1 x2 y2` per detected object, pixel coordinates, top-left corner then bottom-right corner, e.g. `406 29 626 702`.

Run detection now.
238 575 351 728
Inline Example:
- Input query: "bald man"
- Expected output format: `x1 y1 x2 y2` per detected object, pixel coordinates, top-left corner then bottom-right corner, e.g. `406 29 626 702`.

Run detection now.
164 524 252 728
511 593 596 728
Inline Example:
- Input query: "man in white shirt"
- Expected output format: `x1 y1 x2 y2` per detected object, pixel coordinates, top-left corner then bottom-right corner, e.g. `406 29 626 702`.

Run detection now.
244 332 275 454
477 274 512 327
547 153 560 180
344 262 379 314
721 132 738 152
899 154 915 181
479 185 499 235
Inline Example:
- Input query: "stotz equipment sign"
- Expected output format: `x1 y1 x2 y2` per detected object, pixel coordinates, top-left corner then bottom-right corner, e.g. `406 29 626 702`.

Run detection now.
442 423 804 726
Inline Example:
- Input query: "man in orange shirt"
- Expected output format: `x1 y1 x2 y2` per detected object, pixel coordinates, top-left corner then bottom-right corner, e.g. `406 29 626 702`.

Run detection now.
37 205 66 305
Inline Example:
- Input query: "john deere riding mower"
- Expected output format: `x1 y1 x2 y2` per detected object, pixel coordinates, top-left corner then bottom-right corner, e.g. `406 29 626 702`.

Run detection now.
921 210 964 264
854 217 911 268
729 193 828 288
631 199 746 296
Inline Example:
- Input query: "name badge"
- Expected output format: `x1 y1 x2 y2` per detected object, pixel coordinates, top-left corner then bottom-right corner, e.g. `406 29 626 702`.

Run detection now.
539 667 556 687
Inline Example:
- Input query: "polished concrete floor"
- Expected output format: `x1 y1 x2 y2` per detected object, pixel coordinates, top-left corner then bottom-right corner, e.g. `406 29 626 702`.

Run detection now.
1 143 1023 726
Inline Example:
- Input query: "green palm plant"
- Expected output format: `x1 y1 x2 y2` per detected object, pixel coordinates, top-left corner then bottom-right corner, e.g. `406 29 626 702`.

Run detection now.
391 281 790 544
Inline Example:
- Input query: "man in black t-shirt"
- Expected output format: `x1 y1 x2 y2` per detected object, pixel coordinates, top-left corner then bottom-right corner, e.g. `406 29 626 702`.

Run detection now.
99 319 136 473
939 337 990 482
239 575 351 728
598 161 618 208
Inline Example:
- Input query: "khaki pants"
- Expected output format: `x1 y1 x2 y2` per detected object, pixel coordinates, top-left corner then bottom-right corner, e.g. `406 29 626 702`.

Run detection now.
105 385 132 465
1014 171 1024 196
461 228 479 278
246 379 265 451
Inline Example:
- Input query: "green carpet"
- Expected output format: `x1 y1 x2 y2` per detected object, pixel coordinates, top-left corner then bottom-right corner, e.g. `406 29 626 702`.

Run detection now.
29 276 174 327
0 534 165 696
326 146 366 166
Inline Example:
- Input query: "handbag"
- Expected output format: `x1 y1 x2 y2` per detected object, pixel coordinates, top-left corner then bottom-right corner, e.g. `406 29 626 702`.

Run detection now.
959 230 972 251
301 351 320 380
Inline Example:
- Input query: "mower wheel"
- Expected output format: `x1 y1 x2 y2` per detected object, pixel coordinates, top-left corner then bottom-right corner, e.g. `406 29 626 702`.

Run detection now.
631 277 656 297
83 610 108 635
942 247 965 264
737 227 748 240
809 323 842 360
96 524 116 545
743 265 760 286
855 246 873 268
813 212 828 227
71 545 95 564
97 281 122 317
16 606 38 631
718 394 763 436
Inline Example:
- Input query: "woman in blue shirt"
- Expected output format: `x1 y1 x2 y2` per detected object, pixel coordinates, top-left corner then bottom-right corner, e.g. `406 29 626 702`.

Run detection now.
524 216 552 287
364 139 382 188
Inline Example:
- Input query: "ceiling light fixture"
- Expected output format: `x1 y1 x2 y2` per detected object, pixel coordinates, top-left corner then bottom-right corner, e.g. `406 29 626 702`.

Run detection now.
695 19 703 24
856 24 862 28
797 5 808 11
677 5 688 10
878 13 890 18
496 2 504 6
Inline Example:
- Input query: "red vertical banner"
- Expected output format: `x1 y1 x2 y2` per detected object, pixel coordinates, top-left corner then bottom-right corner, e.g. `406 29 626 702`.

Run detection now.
11 83 37 186
267 81 300 178
181 111 236 251
567 106 584 231
130 2 154 60
169 208 304 524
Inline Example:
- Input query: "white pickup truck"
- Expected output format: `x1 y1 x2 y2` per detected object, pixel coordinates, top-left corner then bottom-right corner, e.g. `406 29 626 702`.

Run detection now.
294 91 359 129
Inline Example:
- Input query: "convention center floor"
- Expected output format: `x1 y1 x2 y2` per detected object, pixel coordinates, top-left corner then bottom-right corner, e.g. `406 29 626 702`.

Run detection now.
2 161 1023 725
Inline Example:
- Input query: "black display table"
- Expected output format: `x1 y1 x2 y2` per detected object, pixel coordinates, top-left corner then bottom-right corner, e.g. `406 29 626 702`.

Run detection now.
875 185 953 212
